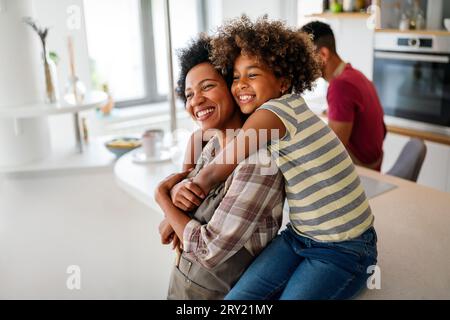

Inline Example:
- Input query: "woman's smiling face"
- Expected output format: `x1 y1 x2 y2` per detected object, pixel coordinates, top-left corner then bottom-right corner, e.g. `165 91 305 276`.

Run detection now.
185 62 237 131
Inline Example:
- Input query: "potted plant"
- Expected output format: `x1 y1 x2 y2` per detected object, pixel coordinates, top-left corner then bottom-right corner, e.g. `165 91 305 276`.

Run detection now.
23 17 59 104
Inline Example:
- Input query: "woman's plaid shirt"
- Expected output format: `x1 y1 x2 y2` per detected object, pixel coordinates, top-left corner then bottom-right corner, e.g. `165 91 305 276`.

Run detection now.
183 137 285 269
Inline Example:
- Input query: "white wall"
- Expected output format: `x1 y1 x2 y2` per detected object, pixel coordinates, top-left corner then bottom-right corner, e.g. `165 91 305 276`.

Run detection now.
0 0 91 103
33 0 92 99
0 0 52 167
222 0 282 21
31 0 93 150
0 0 41 107
206 0 297 31
325 18 374 80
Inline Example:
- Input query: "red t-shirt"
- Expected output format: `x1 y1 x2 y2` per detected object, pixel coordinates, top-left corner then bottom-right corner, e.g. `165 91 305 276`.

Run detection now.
327 64 386 169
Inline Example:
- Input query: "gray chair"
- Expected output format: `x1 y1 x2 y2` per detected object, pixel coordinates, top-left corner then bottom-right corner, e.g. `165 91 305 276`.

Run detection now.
386 138 427 182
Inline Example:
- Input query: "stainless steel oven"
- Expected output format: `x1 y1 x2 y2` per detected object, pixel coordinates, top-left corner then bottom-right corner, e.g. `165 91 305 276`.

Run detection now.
374 33 450 126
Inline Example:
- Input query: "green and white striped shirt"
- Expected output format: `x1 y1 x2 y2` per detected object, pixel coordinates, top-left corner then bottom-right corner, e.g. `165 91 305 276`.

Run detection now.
260 93 374 242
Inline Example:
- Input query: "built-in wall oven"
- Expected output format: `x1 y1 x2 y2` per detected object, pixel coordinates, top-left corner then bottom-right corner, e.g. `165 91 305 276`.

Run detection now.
374 33 450 127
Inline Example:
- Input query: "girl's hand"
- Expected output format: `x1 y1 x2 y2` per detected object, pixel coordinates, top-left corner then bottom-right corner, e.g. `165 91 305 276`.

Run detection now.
155 170 192 204
170 179 205 211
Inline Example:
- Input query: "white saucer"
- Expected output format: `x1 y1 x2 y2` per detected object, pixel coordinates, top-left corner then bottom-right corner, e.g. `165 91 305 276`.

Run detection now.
131 148 173 164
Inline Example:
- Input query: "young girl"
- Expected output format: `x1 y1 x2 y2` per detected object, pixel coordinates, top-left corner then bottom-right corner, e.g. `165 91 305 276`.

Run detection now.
177 15 378 300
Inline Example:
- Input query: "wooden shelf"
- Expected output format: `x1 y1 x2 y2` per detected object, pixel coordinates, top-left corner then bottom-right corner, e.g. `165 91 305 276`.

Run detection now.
386 125 450 146
306 12 370 20
315 106 450 146
375 29 450 36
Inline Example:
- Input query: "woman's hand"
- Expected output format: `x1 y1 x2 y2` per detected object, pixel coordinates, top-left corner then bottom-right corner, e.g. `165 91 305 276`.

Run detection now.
159 219 182 251
172 234 182 251
170 179 205 211
159 218 175 245
155 170 196 247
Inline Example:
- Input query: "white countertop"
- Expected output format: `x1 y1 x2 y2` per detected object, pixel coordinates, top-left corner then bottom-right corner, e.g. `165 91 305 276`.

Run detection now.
0 91 107 119
114 150 179 211
114 145 450 300
0 137 116 176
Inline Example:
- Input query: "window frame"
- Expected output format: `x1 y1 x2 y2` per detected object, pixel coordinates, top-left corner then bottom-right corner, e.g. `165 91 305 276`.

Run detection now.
109 0 207 108
114 0 163 107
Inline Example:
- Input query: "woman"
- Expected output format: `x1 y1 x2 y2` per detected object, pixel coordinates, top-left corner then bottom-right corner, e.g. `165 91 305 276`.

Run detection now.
154 34 285 299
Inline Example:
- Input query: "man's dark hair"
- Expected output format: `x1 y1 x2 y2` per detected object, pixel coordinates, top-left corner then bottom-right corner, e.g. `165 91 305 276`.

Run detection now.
301 21 337 54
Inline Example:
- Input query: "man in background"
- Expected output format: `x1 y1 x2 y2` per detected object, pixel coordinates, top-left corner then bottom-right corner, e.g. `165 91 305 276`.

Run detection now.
301 21 386 171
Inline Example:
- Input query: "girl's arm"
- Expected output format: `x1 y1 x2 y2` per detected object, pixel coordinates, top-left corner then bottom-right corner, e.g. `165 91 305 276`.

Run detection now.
171 129 206 211
181 129 204 171
160 131 206 250
192 109 286 194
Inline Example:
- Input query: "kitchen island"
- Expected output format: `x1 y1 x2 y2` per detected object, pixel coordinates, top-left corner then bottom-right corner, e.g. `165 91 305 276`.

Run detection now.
115 150 450 299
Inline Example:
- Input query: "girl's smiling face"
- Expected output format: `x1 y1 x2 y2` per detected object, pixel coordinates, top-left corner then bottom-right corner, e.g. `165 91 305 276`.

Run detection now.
231 54 290 114
185 62 237 131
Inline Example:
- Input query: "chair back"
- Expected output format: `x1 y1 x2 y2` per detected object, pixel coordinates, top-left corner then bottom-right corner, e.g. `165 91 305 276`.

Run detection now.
386 138 427 182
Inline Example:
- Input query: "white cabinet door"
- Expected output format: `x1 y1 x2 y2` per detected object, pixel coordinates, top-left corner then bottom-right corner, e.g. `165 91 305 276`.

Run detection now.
418 141 450 193
382 132 450 193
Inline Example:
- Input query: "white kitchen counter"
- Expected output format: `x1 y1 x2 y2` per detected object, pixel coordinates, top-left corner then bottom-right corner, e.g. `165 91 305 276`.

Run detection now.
114 150 179 211
114 151 450 299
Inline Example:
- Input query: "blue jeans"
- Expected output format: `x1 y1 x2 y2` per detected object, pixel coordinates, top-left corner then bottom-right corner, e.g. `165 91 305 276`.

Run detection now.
225 224 378 300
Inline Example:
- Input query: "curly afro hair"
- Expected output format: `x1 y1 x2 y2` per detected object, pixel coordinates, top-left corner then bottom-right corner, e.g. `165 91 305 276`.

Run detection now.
176 33 212 103
211 15 322 94
176 33 233 104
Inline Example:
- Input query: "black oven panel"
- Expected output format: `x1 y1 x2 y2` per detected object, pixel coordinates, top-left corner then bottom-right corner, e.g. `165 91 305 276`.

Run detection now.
397 38 433 48
374 33 450 127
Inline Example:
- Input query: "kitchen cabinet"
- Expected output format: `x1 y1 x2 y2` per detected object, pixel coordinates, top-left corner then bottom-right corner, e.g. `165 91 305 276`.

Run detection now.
382 132 450 193
419 140 450 192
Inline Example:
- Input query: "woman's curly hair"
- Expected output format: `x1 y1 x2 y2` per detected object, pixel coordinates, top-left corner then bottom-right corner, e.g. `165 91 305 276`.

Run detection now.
176 33 212 103
210 15 322 94
176 33 233 104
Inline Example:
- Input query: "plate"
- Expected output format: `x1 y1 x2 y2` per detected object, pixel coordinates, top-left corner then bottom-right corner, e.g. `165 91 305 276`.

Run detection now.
131 147 173 164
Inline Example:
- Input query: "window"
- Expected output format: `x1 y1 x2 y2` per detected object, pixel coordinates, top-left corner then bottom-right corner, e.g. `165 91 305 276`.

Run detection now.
84 0 205 107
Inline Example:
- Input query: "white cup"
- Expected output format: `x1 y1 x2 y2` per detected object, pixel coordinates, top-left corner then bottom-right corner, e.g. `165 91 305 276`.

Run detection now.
142 129 164 159
444 19 450 32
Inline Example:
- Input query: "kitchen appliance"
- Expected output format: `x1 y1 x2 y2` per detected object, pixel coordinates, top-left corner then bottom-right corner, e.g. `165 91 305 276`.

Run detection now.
374 32 450 126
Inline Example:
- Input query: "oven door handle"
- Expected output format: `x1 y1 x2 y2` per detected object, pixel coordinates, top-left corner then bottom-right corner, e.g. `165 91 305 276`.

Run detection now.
375 52 450 63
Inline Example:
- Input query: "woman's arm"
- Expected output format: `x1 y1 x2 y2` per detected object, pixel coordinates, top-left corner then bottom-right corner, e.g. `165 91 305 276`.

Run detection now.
183 159 285 270
192 109 286 194
155 171 194 242
170 129 206 211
